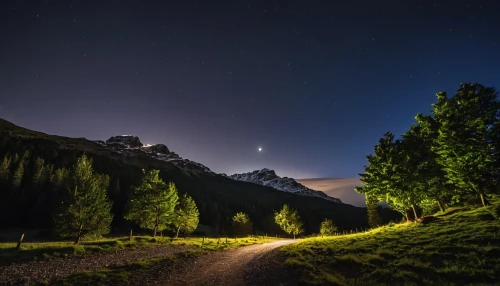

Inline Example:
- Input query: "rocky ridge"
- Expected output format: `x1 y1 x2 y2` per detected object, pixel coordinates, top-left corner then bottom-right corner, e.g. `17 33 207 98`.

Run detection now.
228 169 342 203
95 135 340 202
93 135 213 174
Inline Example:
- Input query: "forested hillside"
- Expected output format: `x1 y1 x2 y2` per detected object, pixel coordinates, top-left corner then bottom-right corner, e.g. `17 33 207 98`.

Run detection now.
0 118 370 236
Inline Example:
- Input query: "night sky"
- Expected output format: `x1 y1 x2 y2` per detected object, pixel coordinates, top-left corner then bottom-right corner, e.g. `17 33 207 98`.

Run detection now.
1 1 500 179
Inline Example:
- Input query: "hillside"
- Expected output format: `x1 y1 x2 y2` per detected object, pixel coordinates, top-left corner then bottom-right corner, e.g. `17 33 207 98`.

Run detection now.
281 201 500 285
0 118 367 234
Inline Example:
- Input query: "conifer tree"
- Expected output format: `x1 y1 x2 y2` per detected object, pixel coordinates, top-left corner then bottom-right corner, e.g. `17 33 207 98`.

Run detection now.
54 154 113 244
32 157 45 188
232 212 253 237
0 155 11 184
125 170 179 237
11 155 26 189
319 218 337 236
172 193 199 238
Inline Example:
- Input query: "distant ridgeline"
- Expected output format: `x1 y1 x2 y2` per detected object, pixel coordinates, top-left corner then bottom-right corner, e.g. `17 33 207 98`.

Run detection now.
0 118 383 236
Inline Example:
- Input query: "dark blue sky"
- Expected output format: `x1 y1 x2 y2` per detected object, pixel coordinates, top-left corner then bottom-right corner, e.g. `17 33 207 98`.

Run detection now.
1 0 499 178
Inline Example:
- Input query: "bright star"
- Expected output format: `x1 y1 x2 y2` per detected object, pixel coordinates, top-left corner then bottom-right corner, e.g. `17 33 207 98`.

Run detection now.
258 147 262 152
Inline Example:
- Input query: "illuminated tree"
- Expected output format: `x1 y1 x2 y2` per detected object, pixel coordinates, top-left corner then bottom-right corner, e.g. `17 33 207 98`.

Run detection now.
125 170 179 237
430 83 500 206
275 204 303 239
232 212 253 236
54 154 113 244
319 218 337 236
365 194 381 228
172 193 199 238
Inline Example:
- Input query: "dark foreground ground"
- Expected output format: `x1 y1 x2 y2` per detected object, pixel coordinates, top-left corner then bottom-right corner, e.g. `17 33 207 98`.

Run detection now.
0 239 298 286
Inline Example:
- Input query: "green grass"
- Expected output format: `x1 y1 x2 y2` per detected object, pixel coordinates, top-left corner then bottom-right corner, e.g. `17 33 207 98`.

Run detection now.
0 235 279 266
42 236 279 285
0 238 129 266
282 201 500 285
169 236 280 251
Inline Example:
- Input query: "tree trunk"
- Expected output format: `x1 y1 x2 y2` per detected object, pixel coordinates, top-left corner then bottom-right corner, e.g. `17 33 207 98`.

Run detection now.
436 199 445 213
293 233 295 239
74 223 84 244
175 227 180 239
74 232 82 244
479 192 490 206
16 233 24 251
405 210 411 223
153 226 157 237
411 204 419 221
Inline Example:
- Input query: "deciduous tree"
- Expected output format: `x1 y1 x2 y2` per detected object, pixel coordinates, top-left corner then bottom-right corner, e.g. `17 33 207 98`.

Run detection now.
275 204 303 239
172 193 199 238
431 83 500 206
365 194 381 228
125 170 179 237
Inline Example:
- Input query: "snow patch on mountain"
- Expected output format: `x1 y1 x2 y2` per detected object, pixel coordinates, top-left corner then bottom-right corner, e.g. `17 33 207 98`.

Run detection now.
95 135 341 202
228 169 342 203
94 136 213 174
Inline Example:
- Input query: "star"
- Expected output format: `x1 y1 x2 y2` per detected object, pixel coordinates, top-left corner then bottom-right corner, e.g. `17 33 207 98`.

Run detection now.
258 147 262 152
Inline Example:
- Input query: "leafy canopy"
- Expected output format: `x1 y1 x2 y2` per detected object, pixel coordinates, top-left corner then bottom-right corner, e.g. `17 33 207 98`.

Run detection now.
172 193 199 238
125 169 179 236
275 204 304 238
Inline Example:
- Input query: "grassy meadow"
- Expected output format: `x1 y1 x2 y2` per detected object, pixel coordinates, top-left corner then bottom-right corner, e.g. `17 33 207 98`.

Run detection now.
0 235 279 267
282 200 500 285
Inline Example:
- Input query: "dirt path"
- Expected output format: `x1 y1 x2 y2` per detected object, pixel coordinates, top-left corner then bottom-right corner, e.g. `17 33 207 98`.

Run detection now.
165 240 298 286
0 244 191 285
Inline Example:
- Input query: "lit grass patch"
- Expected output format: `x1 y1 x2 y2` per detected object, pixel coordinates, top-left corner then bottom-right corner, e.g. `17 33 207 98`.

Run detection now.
0 235 280 267
282 204 500 285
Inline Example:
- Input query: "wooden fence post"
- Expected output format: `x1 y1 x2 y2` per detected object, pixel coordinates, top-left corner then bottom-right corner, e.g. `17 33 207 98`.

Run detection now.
217 237 220 244
129 229 133 241
202 237 205 244
225 237 228 243
16 233 24 251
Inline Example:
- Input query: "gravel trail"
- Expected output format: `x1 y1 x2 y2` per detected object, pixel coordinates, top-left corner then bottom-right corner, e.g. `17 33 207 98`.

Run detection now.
0 244 191 285
165 240 298 286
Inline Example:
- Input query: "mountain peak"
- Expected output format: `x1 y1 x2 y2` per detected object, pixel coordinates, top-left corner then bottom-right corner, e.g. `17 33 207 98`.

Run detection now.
106 135 143 148
229 169 341 203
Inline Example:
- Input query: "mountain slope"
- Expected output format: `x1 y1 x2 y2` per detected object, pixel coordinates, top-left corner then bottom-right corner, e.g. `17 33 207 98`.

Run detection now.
0 118 367 233
229 169 341 203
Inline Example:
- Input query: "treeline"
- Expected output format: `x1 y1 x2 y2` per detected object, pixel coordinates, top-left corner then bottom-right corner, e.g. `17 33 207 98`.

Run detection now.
1 152 327 243
356 83 500 222
0 150 68 228
53 155 201 243
0 149 272 236
0 131 372 236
